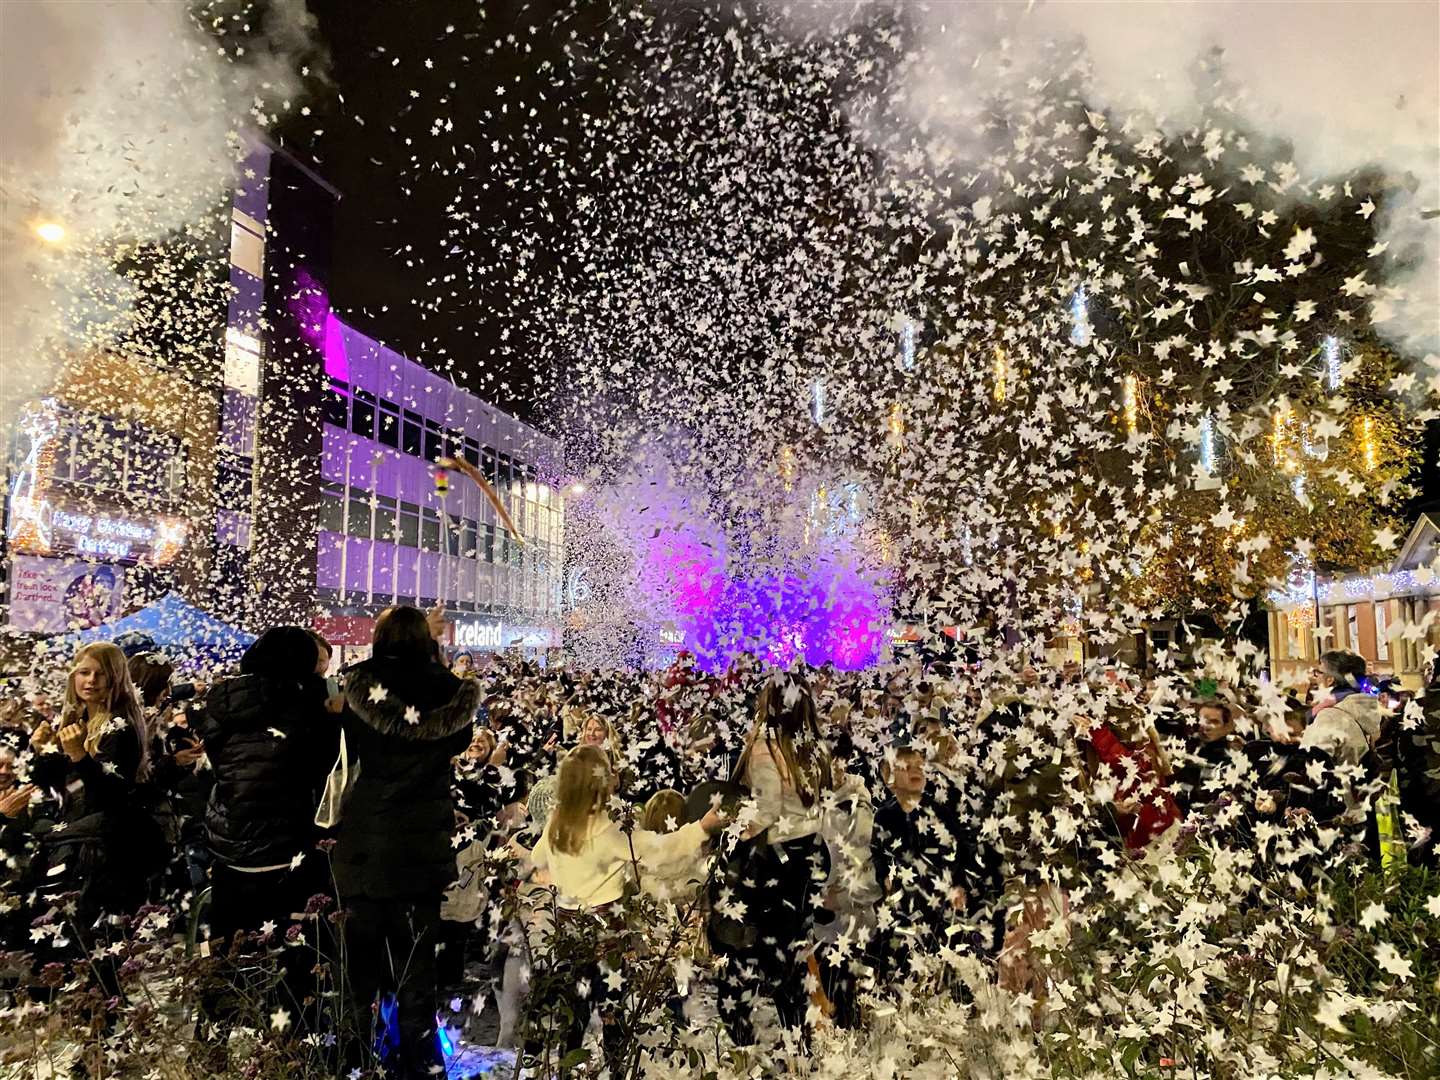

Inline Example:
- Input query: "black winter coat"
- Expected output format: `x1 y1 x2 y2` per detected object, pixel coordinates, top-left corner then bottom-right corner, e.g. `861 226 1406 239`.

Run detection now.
197 673 339 868
333 656 477 900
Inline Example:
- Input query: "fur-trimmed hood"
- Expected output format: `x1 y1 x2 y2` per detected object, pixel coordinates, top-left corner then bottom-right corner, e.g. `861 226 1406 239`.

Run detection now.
344 657 480 741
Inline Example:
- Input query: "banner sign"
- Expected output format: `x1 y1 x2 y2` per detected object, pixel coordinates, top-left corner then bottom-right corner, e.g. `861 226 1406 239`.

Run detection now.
8 554 126 633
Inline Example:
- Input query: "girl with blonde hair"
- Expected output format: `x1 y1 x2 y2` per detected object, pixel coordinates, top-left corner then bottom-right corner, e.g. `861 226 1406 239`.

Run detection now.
30 642 163 1045
527 745 725 1073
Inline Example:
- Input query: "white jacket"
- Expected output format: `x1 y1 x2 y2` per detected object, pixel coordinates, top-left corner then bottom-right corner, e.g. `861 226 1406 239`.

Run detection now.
1301 692 1381 765
531 815 708 909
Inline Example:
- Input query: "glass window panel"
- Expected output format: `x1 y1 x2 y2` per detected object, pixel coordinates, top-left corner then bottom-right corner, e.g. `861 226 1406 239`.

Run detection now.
324 387 349 429
346 498 370 539
402 420 422 457
351 398 375 439
373 506 396 541
320 490 344 533
423 428 442 463
377 410 400 448
421 515 440 552
398 511 419 548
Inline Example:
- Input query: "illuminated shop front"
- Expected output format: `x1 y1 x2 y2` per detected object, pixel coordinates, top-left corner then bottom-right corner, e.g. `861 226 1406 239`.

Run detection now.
4 398 192 633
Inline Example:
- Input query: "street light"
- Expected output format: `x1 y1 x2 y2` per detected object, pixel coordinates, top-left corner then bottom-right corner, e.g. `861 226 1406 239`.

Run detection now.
34 222 65 244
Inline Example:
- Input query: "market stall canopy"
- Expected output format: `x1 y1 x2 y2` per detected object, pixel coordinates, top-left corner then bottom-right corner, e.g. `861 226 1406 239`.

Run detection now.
46 592 254 666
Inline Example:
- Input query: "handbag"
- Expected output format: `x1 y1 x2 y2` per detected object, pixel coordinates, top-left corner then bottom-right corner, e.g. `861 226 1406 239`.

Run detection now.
314 727 360 829
442 839 490 923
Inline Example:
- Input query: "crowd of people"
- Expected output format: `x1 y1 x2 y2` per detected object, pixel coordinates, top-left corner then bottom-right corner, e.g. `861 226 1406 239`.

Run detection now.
0 605 1437 1078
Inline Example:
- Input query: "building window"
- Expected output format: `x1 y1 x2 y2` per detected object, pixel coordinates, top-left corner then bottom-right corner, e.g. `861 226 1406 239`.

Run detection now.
463 437 481 467
377 404 400 449
229 219 264 279
482 523 496 563
421 508 441 552
398 502 420 548
351 393 376 440
402 411 423 457
324 381 349 429
373 503 397 543
319 483 344 533
346 494 370 539
223 328 262 394
423 421 443 463
1346 605 1361 656
459 520 477 559
1375 601 1390 662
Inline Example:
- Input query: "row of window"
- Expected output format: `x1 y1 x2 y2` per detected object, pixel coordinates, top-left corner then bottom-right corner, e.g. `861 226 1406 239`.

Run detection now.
323 379 550 501
318 482 560 574
43 413 187 503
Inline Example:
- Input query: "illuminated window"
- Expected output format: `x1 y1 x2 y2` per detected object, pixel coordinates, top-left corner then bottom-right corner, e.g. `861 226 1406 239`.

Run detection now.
229 216 264 279
1375 601 1390 662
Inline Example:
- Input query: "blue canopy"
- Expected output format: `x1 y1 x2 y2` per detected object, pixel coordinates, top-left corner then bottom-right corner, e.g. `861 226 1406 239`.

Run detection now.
51 592 254 662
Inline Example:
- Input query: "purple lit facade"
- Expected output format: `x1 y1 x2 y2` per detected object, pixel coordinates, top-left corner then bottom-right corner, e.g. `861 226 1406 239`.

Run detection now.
313 313 564 644
220 141 562 653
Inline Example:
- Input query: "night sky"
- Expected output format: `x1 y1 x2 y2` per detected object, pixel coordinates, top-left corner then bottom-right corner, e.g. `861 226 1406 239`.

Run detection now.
273 0 1439 514
273 0 621 424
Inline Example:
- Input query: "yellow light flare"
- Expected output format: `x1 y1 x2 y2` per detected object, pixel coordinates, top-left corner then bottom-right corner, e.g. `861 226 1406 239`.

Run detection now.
35 222 65 244
1358 415 1377 472
1122 374 1139 435
992 347 1007 403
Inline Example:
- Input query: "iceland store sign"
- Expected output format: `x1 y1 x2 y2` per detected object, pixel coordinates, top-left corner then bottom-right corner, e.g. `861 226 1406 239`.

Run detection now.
454 617 558 651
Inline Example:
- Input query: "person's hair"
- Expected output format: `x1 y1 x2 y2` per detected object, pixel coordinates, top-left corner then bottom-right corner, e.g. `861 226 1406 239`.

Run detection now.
1320 650 1367 688
65 642 150 781
546 745 613 856
747 675 833 809
372 606 438 662
306 629 332 662
127 653 175 709
641 789 686 833
242 626 321 683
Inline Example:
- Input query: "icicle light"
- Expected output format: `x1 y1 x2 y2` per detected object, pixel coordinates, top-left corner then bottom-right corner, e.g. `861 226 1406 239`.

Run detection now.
900 318 916 371
1122 374 1139 435
1323 335 1342 390
1069 286 1092 347
1199 413 1217 474
992 347 1008 403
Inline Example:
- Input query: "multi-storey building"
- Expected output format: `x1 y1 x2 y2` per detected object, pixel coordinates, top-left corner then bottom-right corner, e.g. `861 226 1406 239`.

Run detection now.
3 137 564 661
312 314 564 663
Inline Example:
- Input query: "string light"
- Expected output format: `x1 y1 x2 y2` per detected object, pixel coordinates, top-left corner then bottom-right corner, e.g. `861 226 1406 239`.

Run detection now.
1122 374 1139 435
888 401 904 440
900 318 916 371
1069 286 1092 347
992 347 1007 403
1198 413 1217 474
811 378 826 425
1322 335 1342 389
1271 407 1290 468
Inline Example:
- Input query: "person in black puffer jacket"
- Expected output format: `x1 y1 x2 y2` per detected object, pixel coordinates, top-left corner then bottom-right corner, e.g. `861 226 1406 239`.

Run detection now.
336 606 477 1080
194 626 339 1049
